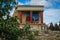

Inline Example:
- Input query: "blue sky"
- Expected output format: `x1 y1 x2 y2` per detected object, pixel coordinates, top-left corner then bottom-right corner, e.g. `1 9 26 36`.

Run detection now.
11 0 60 24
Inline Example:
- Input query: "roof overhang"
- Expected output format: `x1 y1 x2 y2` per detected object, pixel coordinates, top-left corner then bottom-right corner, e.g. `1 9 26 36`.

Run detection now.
16 5 44 11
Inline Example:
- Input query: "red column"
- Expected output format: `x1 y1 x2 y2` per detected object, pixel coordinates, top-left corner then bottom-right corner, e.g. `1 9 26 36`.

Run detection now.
19 11 22 23
30 11 33 23
40 11 43 23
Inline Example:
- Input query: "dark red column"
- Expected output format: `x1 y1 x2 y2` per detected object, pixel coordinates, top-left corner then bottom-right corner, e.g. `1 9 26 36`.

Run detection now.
19 11 22 23
30 11 33 23
40 11 43 23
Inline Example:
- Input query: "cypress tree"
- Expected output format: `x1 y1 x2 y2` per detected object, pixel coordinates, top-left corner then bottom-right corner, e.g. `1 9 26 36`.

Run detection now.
49 23 54 31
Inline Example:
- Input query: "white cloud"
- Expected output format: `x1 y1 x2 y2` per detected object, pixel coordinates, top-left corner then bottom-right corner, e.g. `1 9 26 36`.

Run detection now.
44 0 60 9
18 0 45 5
44 9 60 24
44 1 53 8
18 2 24 5
45 0 60 8
28 0 45 5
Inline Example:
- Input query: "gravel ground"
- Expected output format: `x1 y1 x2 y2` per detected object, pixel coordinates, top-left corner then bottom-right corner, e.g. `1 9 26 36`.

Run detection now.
34 30 60 40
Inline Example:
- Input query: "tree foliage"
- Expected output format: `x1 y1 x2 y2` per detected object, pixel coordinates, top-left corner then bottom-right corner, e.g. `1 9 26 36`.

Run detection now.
49 23 54 31
49 22 60 31
0 0 17 17
59 22 60 30
0 0 19 40
0 18 35 40
54 23 59 31
0 0 37 40
0 17 20 40
59 22 60 27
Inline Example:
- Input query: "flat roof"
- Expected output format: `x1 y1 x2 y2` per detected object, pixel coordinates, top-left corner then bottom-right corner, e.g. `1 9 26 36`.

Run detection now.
16 5 44 11
17 5 44 7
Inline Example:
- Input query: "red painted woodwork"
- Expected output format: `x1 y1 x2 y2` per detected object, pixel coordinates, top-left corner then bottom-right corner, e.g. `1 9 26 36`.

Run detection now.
30 11 33 23
19 11 22 23
40 11 43 23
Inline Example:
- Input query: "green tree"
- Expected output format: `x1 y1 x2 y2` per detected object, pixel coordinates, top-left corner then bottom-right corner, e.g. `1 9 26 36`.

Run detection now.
0 17 20 40
59 22 60 30
59 22 60 27
49 23 54 31
0 0 18 40
0 0 17 17
54 23 59 31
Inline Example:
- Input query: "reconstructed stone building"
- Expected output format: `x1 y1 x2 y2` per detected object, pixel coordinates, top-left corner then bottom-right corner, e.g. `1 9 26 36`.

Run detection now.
13 5 44 30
